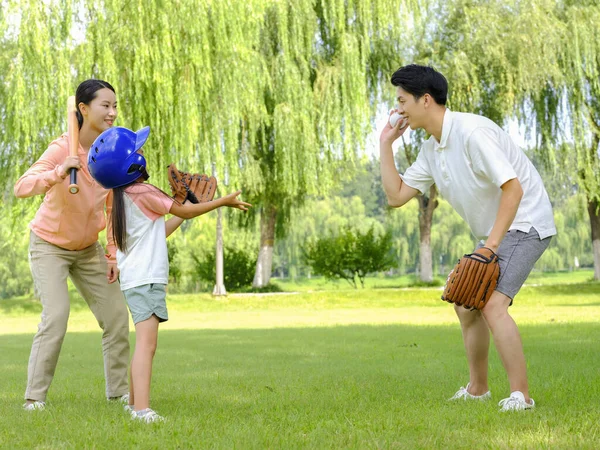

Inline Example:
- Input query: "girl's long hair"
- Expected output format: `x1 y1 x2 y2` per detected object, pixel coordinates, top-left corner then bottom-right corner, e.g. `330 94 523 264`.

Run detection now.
111 180 182 253
111 185 129 252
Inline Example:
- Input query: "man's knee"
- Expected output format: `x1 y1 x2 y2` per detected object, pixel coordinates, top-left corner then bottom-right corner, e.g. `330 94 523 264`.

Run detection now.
454 304 482 326
481 291 511 324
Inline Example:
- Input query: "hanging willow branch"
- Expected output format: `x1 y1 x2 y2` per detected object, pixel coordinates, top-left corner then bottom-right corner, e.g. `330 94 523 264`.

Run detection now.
0 0 420 214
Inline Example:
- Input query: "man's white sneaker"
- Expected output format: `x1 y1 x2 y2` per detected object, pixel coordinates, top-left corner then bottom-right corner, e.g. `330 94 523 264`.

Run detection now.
124 404 134 413
131 408 166 423
498 391 535 411
108 393 130 404
23 401 46 411
448 383 491 401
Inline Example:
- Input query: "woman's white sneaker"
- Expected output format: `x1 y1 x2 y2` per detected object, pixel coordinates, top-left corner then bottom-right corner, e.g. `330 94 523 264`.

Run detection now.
108 393 130 404
23 401 46 411
498 391 535 411
448 383 491 401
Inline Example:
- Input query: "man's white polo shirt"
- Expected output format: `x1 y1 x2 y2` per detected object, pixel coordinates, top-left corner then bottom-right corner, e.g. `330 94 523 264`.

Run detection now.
401 110 556 240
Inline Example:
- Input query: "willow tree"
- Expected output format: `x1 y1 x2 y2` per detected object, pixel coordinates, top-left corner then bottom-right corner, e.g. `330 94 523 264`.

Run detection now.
243 0 419 287
80 0 419 288
0 0 74 191
447 0 600 281
1 0 422 288
500 1 600 279
553 3 600 279
393 0 568 281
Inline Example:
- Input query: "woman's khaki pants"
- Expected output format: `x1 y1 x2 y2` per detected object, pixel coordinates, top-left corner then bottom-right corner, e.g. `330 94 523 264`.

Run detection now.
25 232 130 402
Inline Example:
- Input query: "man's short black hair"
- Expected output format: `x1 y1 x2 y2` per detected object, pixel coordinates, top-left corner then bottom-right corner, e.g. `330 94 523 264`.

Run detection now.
391 64 448 106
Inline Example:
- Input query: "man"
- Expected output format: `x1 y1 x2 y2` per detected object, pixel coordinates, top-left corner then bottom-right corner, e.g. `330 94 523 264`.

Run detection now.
380 64 556 411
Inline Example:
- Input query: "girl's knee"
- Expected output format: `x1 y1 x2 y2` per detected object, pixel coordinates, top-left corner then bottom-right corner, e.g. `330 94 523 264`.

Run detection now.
133 315 159 354
136 340 157 356
134 331 158 354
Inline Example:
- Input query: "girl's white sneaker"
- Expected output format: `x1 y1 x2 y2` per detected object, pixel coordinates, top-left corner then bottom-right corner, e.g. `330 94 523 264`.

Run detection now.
131 408 166 423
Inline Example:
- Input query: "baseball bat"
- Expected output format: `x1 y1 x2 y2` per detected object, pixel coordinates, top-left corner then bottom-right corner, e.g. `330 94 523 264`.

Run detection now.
67 96 80 194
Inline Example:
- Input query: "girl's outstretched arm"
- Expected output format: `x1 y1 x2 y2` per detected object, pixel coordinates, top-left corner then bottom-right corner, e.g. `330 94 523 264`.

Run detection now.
165 216 185 238
169 190 251 219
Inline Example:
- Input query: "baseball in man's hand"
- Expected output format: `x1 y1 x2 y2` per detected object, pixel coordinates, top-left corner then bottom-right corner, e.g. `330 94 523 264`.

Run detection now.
389 112 404 128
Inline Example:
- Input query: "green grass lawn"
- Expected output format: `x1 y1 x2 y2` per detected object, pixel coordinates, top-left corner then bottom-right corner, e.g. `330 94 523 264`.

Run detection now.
1 274 599 449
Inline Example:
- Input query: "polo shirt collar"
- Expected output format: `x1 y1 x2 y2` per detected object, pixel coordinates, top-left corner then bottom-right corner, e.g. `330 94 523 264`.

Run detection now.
437 109 453 149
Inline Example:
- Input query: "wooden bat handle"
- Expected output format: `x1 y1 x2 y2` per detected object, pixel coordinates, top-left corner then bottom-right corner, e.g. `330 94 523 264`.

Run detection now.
67 96 80 194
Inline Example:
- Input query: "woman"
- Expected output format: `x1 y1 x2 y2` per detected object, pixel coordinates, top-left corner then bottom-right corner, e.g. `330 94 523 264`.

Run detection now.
14 79 130 410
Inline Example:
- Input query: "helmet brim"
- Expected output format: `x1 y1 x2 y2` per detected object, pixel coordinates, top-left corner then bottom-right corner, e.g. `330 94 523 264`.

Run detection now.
134 126 150 151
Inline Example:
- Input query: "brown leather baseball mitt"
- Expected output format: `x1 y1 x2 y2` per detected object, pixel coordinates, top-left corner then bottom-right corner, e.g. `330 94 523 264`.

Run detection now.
441 247 500 310
167 163 217 204
186 173 217 203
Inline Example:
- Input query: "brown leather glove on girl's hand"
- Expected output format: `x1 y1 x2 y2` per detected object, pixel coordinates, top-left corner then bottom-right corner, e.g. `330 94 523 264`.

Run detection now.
167 163 217 204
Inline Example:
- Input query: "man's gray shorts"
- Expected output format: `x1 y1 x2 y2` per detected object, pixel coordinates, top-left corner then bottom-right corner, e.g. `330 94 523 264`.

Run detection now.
476 228 551 302
123 283 168 324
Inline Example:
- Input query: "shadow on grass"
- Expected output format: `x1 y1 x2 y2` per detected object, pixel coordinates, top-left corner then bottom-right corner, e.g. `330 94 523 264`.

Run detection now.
2 321 599 382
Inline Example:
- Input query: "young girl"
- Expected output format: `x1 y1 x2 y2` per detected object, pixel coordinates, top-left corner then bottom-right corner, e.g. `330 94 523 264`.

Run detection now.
14 79 130 410
87 126 251 423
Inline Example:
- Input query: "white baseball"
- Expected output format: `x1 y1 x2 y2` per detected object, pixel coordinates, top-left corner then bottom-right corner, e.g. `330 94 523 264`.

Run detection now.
389 112 404 128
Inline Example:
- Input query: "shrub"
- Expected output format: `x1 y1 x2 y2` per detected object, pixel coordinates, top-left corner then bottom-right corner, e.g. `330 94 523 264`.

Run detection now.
303 226 396 288
193 246 256 291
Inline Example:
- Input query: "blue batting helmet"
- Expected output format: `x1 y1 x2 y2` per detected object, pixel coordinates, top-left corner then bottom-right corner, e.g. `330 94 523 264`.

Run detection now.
88 126 150 189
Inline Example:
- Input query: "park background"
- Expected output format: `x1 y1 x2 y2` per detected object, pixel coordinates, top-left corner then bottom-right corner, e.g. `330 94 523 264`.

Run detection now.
1 0 600 449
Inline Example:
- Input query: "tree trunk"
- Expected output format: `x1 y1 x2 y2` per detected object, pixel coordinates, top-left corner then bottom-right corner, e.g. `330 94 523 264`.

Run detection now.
252 204 277 288
587 197 600 281
212 206 226 296
417 186 439 282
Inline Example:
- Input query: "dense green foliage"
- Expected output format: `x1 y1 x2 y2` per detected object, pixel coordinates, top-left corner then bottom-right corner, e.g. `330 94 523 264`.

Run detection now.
1 0 599 292
0 157 593 297
0 0 417 196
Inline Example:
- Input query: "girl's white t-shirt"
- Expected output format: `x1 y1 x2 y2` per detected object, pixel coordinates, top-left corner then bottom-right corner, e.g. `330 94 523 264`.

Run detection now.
116 183 174 291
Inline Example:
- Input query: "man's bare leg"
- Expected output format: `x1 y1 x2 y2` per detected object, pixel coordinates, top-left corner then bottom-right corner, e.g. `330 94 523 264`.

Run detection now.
482 291 531 403
455 305 490 395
